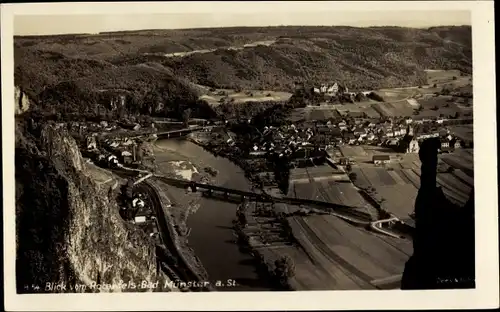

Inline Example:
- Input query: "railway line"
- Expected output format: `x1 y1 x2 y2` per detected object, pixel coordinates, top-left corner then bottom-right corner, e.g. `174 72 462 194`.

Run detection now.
133 180 212 291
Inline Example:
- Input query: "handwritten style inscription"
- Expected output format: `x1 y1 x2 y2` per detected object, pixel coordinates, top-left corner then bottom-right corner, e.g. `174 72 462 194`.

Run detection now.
23 279 238 292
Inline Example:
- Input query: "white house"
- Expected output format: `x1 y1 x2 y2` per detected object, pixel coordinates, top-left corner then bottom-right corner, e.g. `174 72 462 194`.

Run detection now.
327 82 339 94
132 198 145 209
134 216 147 224
87 136 97 150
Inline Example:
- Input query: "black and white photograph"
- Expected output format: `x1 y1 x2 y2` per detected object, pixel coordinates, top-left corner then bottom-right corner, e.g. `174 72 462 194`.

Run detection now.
2 1 498 311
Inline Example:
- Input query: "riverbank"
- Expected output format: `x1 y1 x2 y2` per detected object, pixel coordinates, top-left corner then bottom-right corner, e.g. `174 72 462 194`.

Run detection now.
232 201 297 290
147 179 214 291
153 138 276 290
187 133 264 187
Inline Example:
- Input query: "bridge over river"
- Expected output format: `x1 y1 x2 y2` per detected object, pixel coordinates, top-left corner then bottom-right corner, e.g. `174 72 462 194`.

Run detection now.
154 175 372 223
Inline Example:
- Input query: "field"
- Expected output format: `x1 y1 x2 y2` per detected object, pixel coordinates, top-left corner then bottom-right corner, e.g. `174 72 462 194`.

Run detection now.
371 101 415 117
289 179 368 207
287 215 412 289
303 106 342 121
425 69 470 86
436 173 472 206
257 245 339 290
414 96 465 118
372 184 419 218
289 165 345 182
199 88 293 106
350 148 474 211
329 102 384 119
340 145 406 165
288 166 371 210
376 88 416 102
449 125 474 142
339 145 368 158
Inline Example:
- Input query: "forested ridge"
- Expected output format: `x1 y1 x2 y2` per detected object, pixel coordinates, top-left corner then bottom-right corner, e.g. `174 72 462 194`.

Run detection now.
14 25 471 118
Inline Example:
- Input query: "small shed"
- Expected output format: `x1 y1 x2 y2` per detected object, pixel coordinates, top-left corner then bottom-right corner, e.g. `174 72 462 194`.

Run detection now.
373 155 391 165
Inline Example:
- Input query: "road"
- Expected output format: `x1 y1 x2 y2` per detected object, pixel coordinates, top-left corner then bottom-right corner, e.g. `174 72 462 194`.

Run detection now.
369 217 403 239
143 39 277 58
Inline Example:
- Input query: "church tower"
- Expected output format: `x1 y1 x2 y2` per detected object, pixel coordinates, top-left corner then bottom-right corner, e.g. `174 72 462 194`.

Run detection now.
407 124 414 137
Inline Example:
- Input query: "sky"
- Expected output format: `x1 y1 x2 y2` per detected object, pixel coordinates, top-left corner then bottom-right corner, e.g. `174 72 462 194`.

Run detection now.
14 10 471 36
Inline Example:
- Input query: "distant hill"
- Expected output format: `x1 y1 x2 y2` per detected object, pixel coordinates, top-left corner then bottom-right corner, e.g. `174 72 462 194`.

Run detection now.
14 25 472 117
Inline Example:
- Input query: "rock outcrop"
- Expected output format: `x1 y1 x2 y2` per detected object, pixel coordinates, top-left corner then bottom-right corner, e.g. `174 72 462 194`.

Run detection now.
15 86 30 115
401 138 475 289
15 122 171 293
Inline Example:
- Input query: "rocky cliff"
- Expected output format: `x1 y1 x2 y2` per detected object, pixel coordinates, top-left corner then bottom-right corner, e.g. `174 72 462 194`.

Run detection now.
15 121 171 293
15 86 30 115
401 138 475 289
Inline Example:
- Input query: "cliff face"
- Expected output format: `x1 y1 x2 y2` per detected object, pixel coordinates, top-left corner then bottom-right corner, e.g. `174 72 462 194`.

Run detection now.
15 86 31 115
15 122 170 293
401 138 475 289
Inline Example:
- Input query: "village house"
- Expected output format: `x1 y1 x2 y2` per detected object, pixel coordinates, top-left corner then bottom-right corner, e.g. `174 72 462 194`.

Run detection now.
373 155 391 165
417 132 440 140
86 135 97 151
327 82 339 95
338 157 350 165
342 132 357 145
385 128 395 138
440 137 450 148
366 133 376 141
353 126 365 137
400 126 407 135
385 138 399 148
121 151 134 164
338 121 348 131
452 139 462 149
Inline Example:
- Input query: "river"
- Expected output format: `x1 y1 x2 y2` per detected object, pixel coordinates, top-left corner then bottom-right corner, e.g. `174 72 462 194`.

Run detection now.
154 139 276 291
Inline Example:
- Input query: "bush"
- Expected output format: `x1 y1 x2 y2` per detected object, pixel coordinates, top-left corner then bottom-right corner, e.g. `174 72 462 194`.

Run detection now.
348 172 358 181
274 255 296 283
367 92 384 102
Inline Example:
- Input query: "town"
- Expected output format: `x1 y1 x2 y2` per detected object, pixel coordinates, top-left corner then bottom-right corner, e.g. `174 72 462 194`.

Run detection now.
13 21 478 295
57 68 474 291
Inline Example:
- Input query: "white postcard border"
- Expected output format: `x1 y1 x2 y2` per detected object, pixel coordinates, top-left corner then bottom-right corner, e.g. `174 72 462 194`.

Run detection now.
2 1 498 311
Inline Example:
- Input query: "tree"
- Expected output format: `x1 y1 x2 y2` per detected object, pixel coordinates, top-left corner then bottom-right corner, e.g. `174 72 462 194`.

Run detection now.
367 92 384 102
348 172 357 181
182 108 192 126
346 163 352 172
274 255 296 284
